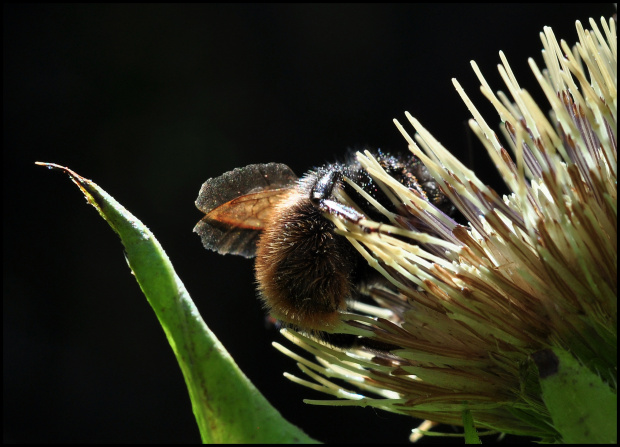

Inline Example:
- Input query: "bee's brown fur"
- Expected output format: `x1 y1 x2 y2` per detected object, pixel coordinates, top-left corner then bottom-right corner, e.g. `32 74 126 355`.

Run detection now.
255 186 356 331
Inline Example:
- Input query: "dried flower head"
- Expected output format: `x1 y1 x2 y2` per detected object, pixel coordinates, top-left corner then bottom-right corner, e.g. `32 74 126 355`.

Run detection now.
274 16 617 441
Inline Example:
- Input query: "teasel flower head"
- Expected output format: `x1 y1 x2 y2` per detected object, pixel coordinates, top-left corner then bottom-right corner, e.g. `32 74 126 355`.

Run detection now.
274 16 617 441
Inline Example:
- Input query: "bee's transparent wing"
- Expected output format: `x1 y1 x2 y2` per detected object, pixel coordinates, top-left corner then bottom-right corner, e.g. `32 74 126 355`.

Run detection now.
194 163 297 258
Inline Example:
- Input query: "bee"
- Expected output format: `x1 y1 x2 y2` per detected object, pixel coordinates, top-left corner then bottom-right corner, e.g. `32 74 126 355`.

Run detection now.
194 150 451 334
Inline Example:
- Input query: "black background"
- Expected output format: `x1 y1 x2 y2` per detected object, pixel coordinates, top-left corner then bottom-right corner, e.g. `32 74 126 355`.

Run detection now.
4 4 613 443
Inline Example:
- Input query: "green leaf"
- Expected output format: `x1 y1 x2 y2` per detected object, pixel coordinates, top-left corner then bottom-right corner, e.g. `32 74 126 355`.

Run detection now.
532 348 617 444
37 162 318 444
462 409 481 444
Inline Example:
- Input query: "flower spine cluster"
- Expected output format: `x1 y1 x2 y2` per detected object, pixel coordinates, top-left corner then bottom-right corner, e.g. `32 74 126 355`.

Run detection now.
275 17 616 441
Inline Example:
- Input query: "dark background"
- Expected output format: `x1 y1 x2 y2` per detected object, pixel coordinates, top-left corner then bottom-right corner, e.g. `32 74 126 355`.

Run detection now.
4 4 613 443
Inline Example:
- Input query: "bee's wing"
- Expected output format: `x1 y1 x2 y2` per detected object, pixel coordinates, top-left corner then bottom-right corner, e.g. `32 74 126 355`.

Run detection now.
194 188 293 257
194 163 297 258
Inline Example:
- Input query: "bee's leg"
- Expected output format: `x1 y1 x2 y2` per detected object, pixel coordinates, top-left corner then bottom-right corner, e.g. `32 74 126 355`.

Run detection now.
310 170 366 222
317 199 365 223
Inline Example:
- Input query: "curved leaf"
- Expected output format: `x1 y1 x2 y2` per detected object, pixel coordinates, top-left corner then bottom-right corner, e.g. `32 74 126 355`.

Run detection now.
36 162 318 444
